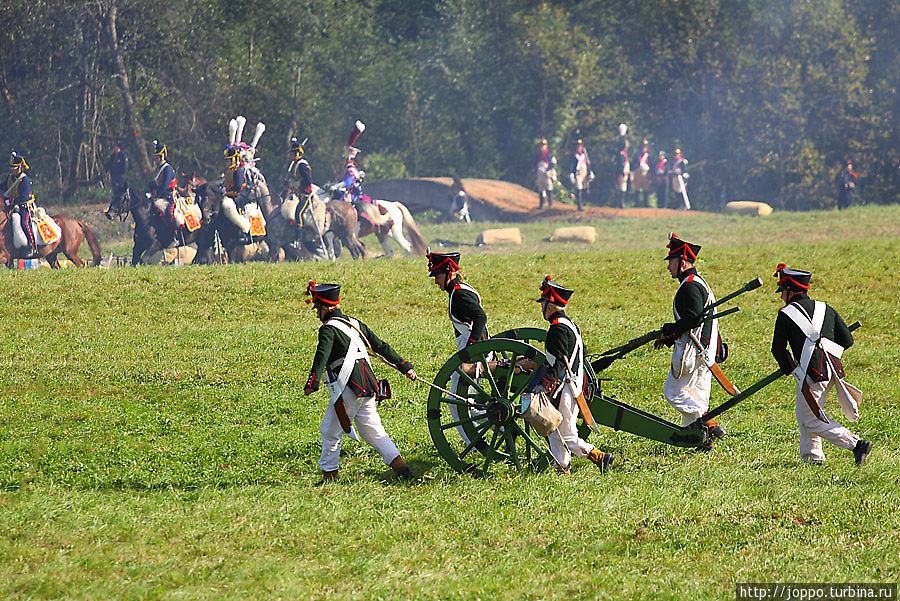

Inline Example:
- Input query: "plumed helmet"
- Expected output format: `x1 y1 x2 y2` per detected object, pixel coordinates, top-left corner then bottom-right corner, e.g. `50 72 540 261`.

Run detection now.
773 263 812 293
289 137 304 156
223 144 240 166
345 120 365 159
536 275 573 306
8 151 29 171
305 280 341 306
152 140 167 160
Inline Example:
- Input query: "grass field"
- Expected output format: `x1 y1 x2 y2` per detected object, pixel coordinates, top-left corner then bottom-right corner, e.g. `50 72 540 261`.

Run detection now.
1 205 898 600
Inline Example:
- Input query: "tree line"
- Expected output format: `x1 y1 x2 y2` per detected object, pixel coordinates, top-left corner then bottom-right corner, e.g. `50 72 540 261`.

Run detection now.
1 0 898 210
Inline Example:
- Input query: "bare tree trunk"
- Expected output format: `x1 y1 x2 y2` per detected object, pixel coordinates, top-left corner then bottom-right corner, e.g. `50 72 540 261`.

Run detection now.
64 23 87 201
0 62 17 125
281 52 304 194
104 1 151 176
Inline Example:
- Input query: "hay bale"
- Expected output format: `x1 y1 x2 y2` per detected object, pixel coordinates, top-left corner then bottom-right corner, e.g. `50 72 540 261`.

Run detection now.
157 246 197 265
548 226 598 243
476 227 522 245
724 201 773 217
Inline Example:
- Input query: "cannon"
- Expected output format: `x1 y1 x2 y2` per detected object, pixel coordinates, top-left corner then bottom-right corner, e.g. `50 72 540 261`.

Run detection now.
425 314 860 476
425 327 708 476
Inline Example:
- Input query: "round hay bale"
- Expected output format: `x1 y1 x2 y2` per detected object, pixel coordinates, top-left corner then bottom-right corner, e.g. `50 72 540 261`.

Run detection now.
548 226 598 243
724 201 773 216
152 246 197 265
476 227 522 246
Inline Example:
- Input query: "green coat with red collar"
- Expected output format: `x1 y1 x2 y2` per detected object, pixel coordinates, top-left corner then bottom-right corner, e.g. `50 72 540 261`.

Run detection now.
306 309 413 397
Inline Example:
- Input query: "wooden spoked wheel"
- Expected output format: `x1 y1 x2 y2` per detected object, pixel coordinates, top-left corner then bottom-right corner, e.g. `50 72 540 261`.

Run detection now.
426 338 556 475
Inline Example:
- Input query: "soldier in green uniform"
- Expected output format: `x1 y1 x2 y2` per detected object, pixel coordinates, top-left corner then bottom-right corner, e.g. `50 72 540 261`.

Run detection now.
427 250 489 445
427 250 488 349
771 264 871 465
531 276 614 474
302 281 418 482
654 233 726 442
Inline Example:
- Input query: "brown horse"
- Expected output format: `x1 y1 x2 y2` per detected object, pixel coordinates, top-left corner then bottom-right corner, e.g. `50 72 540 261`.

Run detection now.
0 209 102 267
318 197 367 259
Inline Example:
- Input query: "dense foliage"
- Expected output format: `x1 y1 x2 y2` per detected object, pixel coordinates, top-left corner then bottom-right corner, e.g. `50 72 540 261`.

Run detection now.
2 0 898 210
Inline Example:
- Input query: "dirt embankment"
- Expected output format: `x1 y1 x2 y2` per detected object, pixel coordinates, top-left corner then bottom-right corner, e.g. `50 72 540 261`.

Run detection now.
364 177 708 222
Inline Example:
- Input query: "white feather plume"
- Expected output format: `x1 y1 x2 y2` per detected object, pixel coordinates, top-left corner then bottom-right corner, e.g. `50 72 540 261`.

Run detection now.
618 123 627 137
228 119 238 145
356 120 366 133
236 116 247 143
250 122 266 149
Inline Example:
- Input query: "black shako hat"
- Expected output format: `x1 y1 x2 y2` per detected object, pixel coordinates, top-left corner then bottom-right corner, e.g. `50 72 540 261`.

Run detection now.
535 275 573 306
773 263 811 293
665 232 701 262
427 249 460 277
306 280 341 306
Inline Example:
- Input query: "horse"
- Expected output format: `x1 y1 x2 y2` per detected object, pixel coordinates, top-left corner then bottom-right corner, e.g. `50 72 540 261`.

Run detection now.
354 197 427 257
109 185 220 265
191 181 278 264
193 174 274 264
0 208 102 267
263 184 366 261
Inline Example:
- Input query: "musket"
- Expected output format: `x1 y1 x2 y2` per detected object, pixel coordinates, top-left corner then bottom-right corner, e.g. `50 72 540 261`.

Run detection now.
593 277 762 370
593 306 739 372
689 320 861 428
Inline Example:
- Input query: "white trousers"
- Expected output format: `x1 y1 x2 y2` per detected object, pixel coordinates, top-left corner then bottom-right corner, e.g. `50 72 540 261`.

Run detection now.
221 196 251 233
548 386 595 469
664 343 711 426
795 376 859 463
318 388 400 472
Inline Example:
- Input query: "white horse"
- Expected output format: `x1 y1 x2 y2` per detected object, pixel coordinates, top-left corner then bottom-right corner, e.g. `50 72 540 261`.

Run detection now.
354 197 427 257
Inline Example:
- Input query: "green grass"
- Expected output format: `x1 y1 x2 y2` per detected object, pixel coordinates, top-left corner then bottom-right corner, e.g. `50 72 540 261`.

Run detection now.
1 205 898 599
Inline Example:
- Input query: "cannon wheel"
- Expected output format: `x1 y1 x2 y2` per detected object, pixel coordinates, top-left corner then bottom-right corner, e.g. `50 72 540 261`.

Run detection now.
494 327 599 441
426 337 555 475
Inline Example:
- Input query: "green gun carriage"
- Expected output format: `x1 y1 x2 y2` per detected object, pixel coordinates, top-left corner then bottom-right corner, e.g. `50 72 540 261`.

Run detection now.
425 278 851 476
425 327 709 476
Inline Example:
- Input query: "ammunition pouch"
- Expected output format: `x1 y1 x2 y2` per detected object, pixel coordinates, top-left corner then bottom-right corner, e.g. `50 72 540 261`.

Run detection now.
376 378 391 402
715 335 729 363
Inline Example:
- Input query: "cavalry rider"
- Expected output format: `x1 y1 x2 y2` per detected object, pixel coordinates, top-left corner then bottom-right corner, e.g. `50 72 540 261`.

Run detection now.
148 140 178 241
531 276 614 474
222 144 254 243
2 151 39 258
771 264 871 466
283 136 313 221
338 121 366 203
303 281 418 483
654 233 726 443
